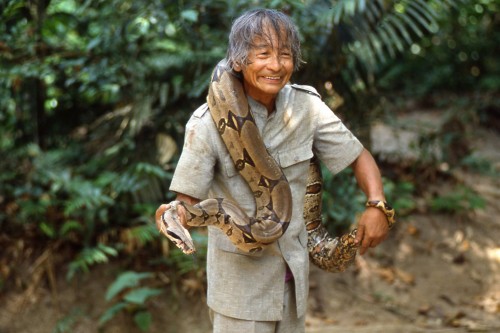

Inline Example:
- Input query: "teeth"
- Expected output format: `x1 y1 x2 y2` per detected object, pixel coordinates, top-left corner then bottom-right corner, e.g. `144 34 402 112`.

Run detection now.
265 76 280 80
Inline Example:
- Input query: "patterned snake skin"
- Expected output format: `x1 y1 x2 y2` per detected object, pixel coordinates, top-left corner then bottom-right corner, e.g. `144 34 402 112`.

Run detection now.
159 60 359 272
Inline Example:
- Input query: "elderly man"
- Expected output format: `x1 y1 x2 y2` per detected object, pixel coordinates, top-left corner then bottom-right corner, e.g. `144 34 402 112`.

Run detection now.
156 8 391 333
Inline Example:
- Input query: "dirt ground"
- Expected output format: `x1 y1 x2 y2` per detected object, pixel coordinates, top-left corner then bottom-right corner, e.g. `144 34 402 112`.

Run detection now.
1 110 499 333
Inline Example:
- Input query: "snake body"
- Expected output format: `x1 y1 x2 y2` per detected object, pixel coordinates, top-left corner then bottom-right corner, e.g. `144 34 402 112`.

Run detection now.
304 158 358 272
160 60 358 271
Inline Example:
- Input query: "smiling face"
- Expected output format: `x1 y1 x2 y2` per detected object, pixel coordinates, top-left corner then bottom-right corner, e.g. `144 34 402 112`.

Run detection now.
235 26 294 113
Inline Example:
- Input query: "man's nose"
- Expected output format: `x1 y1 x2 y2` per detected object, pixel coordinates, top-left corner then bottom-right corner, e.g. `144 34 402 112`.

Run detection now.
266 54 282 70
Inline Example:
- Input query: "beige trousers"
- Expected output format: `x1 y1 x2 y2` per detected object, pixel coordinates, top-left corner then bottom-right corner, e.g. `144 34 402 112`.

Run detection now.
210 281 305 333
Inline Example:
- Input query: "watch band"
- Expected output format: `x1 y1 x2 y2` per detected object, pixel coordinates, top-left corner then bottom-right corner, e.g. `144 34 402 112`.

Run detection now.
366 200 396 229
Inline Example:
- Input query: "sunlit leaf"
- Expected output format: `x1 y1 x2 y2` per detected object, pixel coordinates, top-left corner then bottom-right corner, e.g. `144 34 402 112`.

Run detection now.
123 287 163 305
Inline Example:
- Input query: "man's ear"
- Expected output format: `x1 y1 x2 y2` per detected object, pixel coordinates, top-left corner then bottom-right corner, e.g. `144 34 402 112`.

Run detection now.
233 63 242 72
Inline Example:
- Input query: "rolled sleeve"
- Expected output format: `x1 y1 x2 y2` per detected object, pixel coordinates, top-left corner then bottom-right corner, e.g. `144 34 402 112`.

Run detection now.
313 100 364 175
169 108 216 199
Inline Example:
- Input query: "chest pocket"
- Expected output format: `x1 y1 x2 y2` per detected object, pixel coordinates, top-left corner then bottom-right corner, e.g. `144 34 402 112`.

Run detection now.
277 144 313 177
277 144 313 168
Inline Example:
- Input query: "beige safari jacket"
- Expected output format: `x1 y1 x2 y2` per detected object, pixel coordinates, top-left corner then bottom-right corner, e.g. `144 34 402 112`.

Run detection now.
169 83 364 321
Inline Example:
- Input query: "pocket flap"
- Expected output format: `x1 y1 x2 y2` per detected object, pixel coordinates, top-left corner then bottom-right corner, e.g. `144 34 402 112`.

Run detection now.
278 145 313 168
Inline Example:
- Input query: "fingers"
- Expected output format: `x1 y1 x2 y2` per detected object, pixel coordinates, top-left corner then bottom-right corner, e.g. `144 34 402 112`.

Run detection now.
355 224 365 245
355 225 368 256
176 204 189 229
156 203 190 229
355 224 381 255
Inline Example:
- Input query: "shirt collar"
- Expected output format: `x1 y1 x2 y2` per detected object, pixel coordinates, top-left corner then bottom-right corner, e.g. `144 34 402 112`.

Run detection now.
247 85 291 119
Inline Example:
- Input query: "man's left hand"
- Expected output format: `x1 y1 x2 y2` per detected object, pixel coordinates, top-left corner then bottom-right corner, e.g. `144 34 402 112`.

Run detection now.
354 207 389 255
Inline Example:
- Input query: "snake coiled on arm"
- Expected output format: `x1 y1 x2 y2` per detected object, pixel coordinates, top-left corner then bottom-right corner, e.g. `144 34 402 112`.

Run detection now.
159 60 359 272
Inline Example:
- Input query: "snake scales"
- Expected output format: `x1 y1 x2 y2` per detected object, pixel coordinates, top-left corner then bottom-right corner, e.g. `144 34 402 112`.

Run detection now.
159 60 359 272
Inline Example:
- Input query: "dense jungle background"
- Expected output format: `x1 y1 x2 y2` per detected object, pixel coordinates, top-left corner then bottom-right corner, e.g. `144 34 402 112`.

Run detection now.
1 0 499 332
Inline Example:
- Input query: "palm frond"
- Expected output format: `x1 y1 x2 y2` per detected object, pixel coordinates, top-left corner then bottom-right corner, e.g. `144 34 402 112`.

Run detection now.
324 0 471 84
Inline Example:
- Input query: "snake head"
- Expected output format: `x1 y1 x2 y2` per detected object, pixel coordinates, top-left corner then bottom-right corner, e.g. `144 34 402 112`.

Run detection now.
160 202 196 255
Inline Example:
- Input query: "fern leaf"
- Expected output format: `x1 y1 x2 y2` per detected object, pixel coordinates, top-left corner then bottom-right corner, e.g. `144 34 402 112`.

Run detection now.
412 0 439 20
398 8 425 38
128 224 158 246
367 31 387 65
344 0 357 16
375 26 397 58
358 0 367 12
363 4 376 24
379 20 405 52
387 15 413 45
105 271 154 301
133 162 170 178
410 1 441 32
367 0 384 22
60 220 84 236
67 244 118 280
333 2 344 24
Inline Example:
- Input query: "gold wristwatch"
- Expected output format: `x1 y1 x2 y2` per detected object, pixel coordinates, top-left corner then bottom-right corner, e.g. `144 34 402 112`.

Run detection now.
366 200 396 229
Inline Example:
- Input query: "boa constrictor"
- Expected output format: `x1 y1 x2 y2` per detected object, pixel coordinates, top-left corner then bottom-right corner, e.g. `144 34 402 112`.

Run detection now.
159 60 358 272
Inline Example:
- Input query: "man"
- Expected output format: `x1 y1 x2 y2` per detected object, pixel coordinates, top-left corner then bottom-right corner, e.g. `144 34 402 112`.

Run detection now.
156 8 391 333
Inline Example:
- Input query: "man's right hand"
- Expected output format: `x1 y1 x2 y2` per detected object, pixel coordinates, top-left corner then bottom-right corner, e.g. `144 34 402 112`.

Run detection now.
155 203 171 232
155 193 200 231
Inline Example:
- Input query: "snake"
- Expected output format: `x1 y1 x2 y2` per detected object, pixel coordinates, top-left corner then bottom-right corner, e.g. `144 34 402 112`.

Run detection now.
159 60 359 272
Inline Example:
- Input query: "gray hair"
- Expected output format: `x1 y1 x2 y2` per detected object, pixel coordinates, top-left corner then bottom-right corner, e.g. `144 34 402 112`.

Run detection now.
226 9 303 71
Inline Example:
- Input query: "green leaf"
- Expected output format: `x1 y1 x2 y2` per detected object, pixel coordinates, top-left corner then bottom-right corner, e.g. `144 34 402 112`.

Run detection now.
67 244 118 281
98 302 128 326
379 19 405 52
127 224 159 246
398 7 425 38
333 1 344 24
59 220 83 236
181 9 198 22
134 311 152 332
40 222 56 238
123 287 163 305
105 271 154 301
375 26 396 58
387 15 413 45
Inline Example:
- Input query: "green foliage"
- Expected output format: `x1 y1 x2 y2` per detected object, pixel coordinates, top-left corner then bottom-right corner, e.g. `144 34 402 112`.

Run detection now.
0 0 497 329
52 308 84 333
430 185 486 214
383 180 417 214
163 231 208 275
322 165 416 233
67 244 118 280
378 0 499 96
100 271 163 331
105 271 155 300
296 0 469 88
460 155 497 176
322 167 366 233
